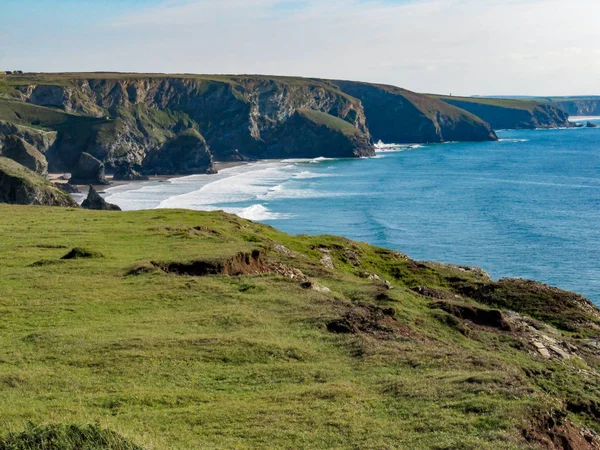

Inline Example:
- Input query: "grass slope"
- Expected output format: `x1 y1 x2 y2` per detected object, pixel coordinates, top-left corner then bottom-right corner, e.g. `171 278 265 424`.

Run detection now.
432 95 541 112
298 109 360 137
1 206 600 448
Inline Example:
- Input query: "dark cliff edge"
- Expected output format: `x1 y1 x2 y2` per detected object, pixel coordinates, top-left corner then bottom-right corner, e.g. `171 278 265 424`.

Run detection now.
437 96 572 130
331 81 498 143
0 156 77 207
0 73 504 181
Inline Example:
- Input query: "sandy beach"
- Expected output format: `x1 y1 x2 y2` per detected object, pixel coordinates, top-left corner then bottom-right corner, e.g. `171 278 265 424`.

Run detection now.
49 160 251 197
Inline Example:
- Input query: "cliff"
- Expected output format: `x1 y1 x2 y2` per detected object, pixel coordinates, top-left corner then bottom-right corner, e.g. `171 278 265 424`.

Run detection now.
1 74 374 178
1 205 600 449
548 97 600 117
0 73 499 181
437 96 571 129
332 81 498 143
0 157 77 207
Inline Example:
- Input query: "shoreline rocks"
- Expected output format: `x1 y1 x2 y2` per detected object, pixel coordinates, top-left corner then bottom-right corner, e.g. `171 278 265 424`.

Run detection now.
81 185 121 211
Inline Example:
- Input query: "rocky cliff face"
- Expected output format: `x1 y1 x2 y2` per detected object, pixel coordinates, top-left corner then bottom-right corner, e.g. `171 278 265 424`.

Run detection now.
0 121 57 154
551 99 600 116
1 135 48 176
441 98 571 129
0 74 508 179
15 77 374 173
141 129 215 175
331 81 498 143
0 157 77 207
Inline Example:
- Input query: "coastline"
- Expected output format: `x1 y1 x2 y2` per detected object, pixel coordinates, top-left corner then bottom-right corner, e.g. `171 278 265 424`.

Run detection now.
49 160 252 197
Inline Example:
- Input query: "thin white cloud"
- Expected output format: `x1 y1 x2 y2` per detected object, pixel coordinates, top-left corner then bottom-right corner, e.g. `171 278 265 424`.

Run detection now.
3 0 600 95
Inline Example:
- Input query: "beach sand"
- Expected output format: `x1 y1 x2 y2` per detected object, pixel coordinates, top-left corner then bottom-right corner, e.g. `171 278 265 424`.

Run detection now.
49 160 251 197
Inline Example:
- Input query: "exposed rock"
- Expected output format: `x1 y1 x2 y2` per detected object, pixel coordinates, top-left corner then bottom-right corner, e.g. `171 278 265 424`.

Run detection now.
1 135 48 176
81 185 121 211
271 262 330 292
71 152 108 185
440 97 571 130
450 278 600 332
256 110 374 159
54 183 80 194
532 341 552 359
422 261 493 281
331 80 498 142
586 121 598 128
141 130 216 175
0 157 77 207
318 249 335 269
113 165 148 181
412 286 454 299
271 243 301 259
552 98 600 116
1 75 507 178
0 121 57 155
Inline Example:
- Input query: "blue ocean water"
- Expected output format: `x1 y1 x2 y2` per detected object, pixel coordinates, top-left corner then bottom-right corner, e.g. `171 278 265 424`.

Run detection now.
105 120 600 304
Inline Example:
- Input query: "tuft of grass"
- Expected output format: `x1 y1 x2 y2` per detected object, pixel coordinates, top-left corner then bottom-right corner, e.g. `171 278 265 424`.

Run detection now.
0 423 143 450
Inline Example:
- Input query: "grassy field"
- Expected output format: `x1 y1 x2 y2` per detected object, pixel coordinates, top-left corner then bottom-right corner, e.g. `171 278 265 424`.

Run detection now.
0 206 599 449
431 95 542 112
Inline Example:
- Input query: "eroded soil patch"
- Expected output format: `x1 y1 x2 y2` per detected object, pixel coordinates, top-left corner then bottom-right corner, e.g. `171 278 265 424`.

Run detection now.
327 305 414 339
153 250 268 277
523 411 600 450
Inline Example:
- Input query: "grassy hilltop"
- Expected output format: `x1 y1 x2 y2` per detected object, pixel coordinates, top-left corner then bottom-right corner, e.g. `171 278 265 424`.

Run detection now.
1 205 600 449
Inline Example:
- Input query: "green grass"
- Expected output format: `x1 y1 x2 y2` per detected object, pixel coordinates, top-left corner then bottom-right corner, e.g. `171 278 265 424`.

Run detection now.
431 95 541 112
0 99 106 131
0 206 598 448
0 157 48 187
299 109 360 137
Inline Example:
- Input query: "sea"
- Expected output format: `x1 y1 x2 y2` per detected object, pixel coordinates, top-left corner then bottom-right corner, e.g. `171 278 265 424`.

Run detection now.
104 117 600 304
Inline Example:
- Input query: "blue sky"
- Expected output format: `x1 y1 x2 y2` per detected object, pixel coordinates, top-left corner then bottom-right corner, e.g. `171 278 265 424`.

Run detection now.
2 0 599 95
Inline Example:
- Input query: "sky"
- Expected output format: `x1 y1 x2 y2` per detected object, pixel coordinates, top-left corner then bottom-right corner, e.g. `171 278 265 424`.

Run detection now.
1 0 599 96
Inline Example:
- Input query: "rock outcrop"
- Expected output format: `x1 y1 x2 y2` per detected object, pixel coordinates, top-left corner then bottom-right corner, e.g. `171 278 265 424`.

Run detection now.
551 98 600 116
70 152 108 185
81 185 121 211
141 129 216 175
586 121 598 128
54 182 80 194
0 157 77 207
0 135 48 176
0 120 57 154
113 165 148 181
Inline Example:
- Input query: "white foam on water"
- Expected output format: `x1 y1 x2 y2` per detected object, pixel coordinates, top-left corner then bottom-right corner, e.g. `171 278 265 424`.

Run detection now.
158 163 294 209
293 171 334 179
375 143 425 154
310 156 336 163
235 204 293 221
498 138 529 143
102 157 345 218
